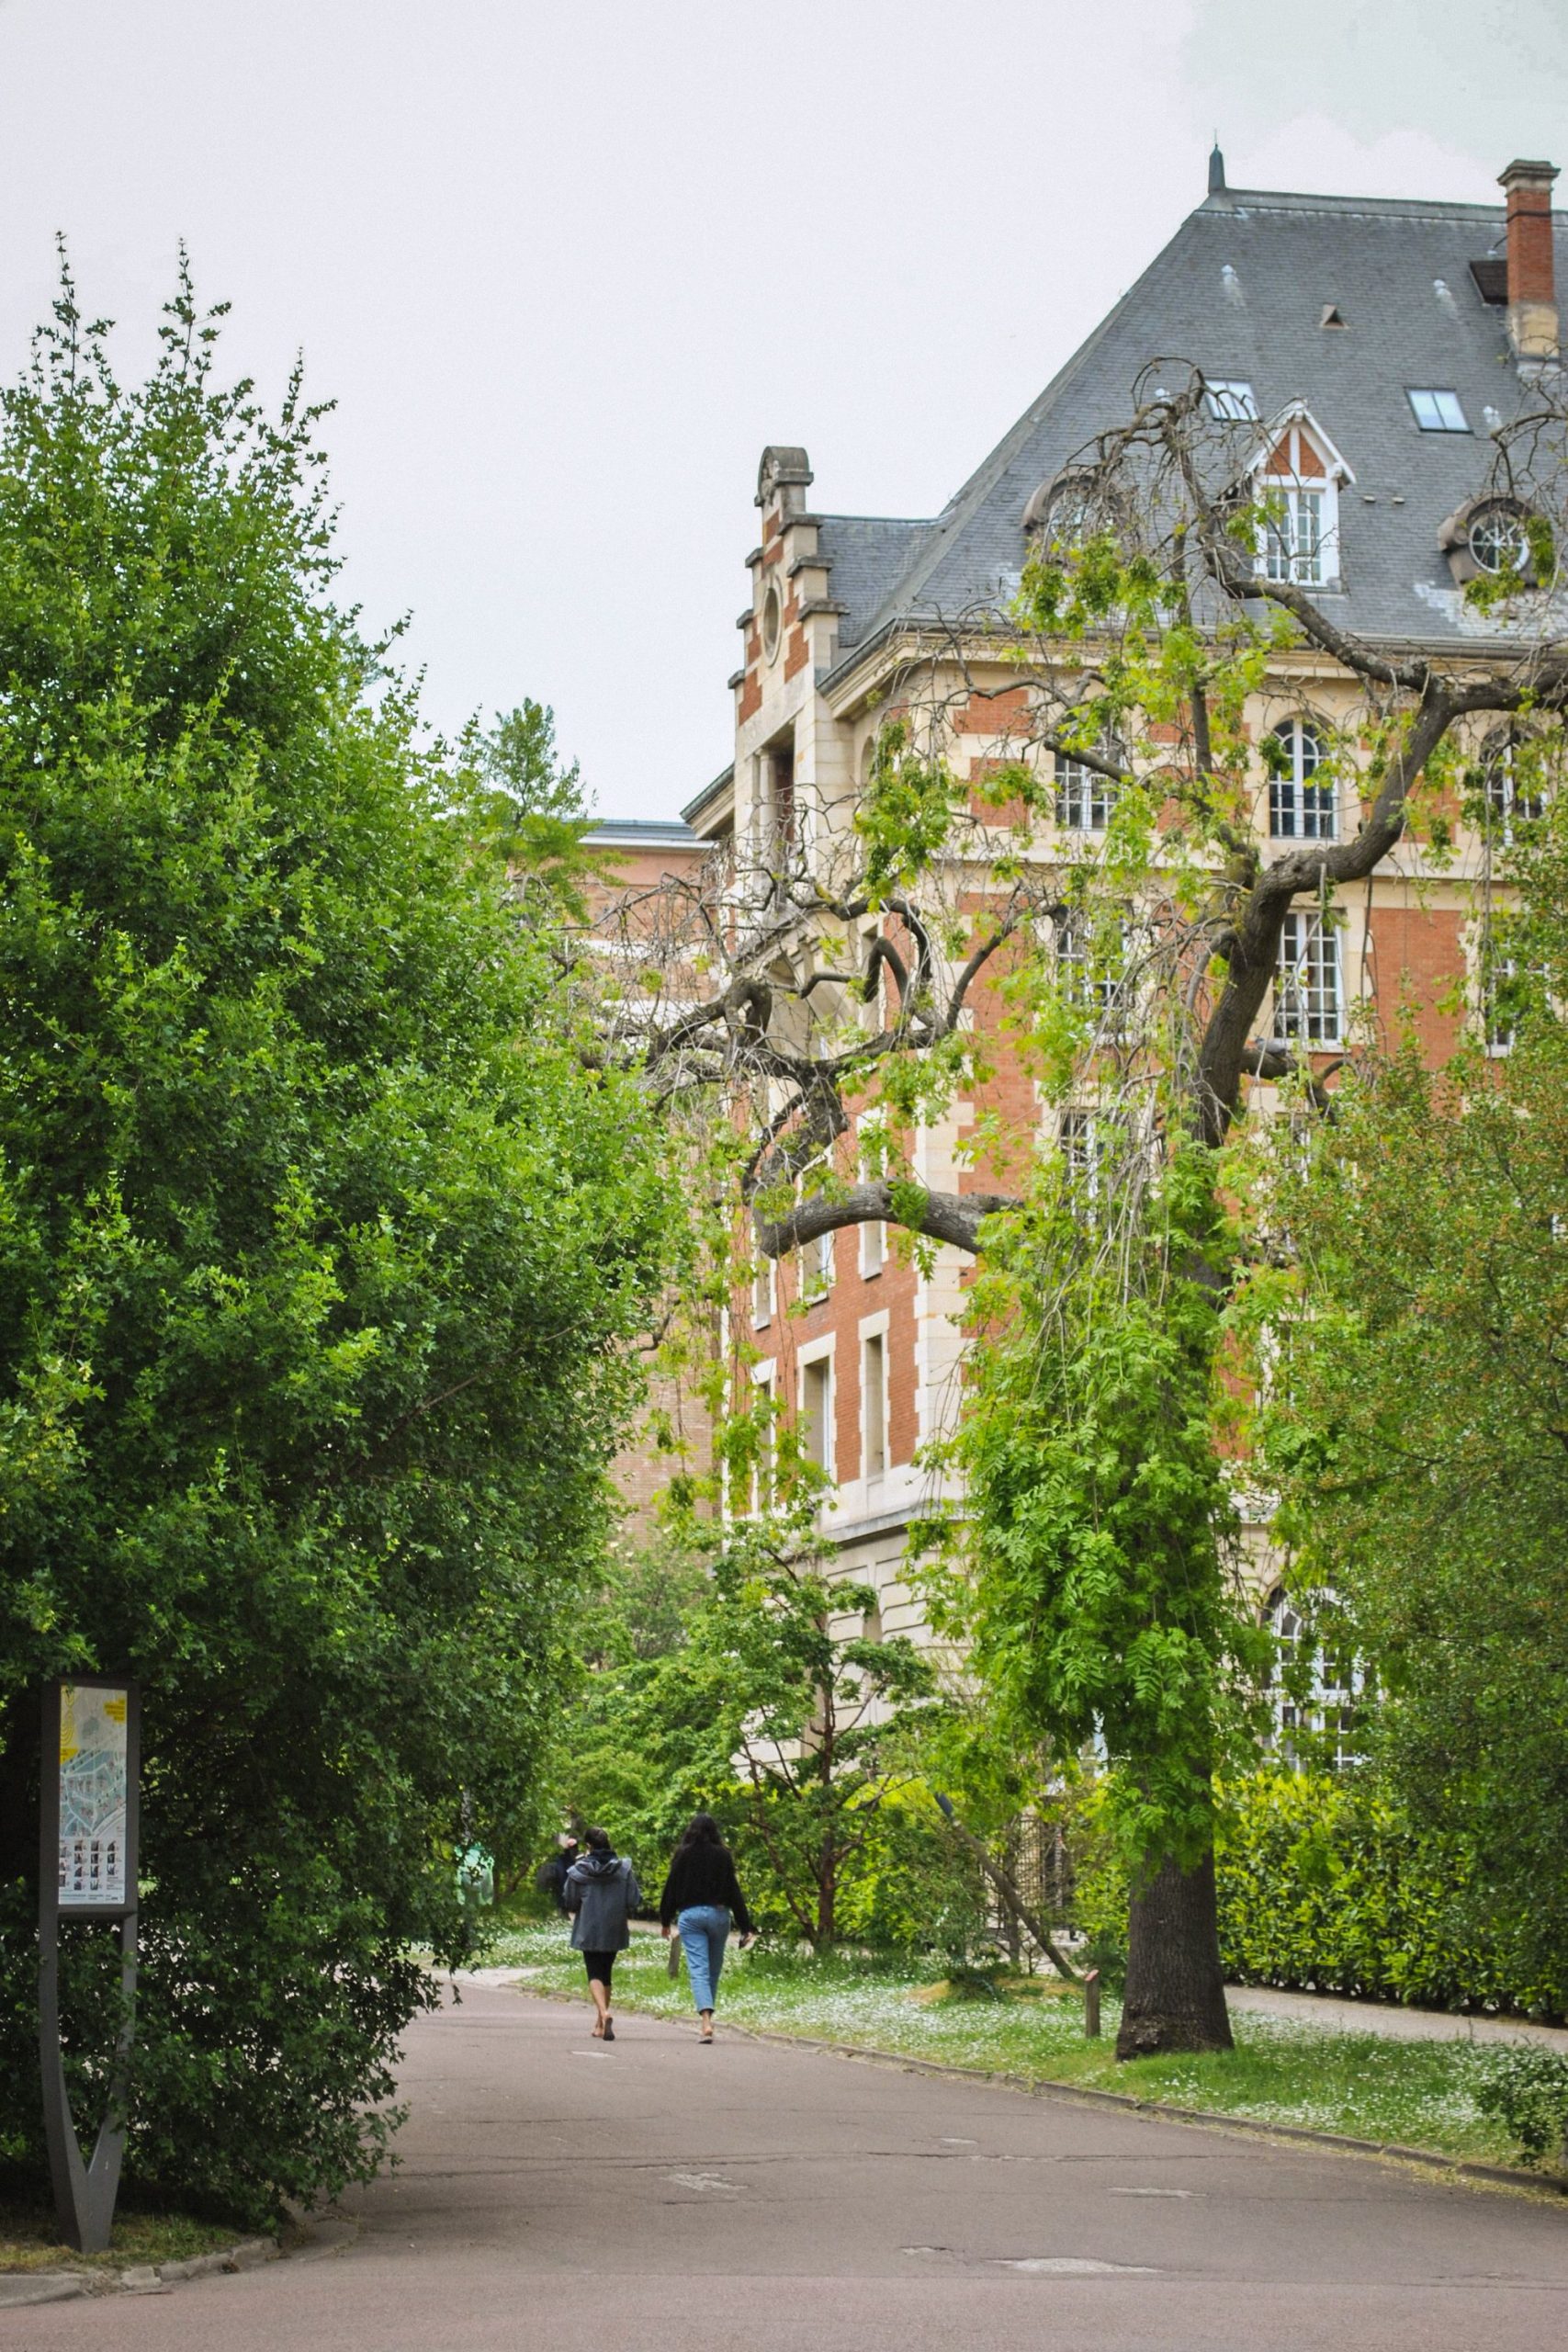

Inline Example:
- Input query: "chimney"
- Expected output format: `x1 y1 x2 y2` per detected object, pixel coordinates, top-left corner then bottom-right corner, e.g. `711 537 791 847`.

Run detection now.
1499 157 1559 366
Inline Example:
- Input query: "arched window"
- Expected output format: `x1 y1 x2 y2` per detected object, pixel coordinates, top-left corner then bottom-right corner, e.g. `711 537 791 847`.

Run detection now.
1263 1587 1359 1771
1269 719 1336 840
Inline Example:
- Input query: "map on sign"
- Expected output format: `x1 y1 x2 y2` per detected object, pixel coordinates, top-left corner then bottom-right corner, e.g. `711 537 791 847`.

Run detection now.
58 1684 130 1909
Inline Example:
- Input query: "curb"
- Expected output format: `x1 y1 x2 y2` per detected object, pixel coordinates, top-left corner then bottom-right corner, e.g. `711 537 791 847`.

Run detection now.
717 2018 1568 2199
0 2214 357 2306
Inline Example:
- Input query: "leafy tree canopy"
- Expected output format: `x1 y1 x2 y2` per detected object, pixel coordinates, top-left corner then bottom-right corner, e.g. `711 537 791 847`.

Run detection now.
1258 772 1568 1996
555 1510 964 1950
0 262 672 2223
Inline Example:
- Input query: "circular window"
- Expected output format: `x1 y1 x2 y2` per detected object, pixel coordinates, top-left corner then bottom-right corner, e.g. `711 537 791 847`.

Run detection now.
1468 505 1529 574
761 581 783 662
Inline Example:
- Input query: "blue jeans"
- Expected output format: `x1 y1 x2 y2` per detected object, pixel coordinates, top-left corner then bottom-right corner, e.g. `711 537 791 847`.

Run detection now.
677 1905 730 2012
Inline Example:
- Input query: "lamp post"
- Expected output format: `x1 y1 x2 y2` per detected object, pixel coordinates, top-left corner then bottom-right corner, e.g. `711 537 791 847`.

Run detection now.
39 1676 141 2255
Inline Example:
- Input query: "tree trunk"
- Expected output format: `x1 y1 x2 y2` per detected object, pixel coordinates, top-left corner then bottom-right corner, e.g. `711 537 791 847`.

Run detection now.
1115 1848 1232 2058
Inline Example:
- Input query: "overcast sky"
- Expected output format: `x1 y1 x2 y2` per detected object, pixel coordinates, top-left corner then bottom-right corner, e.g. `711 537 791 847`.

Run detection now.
3 2 1565 818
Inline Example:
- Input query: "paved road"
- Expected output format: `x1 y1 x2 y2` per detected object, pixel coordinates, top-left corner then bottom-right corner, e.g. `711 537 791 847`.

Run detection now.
1225 1982 1568 2049
21 1976 1568 2352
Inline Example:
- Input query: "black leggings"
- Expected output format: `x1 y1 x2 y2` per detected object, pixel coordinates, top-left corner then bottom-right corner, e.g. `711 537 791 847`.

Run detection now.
582 1950 616 1987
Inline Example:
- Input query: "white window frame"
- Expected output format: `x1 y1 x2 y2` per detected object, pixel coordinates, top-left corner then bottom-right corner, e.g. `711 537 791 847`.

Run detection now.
1265 1586 1359 1771
1056 911 1134 1038
858 1311 890 1486
797 1176 836 1304
1057 1106 1129 1220
1055 750 1118 833
751 1251 775 1329
749 1362 776 1516
798 1340 835 1483
1263 484 1327 586
857 1114 887 1276
1206 378 1258 422
1269 718 1337 842
1252 410 1349 591
1484 944 1520 1057
1477 916 1546 1057
1274 909 1343 1046
1479 731 1543 848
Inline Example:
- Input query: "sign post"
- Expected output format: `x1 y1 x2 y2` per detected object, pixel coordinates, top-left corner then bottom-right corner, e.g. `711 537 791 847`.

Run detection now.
39 1677 141 2255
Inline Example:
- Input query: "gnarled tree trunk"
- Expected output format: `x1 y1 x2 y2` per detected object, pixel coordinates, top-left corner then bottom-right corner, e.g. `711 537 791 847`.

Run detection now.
1115 1847 1232 2058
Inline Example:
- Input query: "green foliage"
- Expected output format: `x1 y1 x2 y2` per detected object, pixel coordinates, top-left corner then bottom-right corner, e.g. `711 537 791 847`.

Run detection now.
457 700 613 924
1069 1768 1567 2019
853 720 966 900
1257 789 1568 2005
933 1143 1269 1882
1214 1768 1568 2011
1473 2047 1568 2170
553 1512 981 1947
0 266 671 2222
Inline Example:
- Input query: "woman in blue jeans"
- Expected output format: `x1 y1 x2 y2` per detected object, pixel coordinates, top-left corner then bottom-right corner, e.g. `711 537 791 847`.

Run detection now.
658 1814 755 2042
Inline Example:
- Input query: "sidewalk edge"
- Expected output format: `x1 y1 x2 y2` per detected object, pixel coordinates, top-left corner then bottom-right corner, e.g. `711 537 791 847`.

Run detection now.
719 2017 1568 2198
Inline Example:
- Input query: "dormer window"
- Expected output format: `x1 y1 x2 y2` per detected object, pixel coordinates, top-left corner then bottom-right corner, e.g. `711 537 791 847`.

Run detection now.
1022 469 1097 546
1438 494 1537 586
1264 487 1325 584
1469 505 1530 573
1206 379 1258 422
1408 388 1470 434
1252 410 1351 592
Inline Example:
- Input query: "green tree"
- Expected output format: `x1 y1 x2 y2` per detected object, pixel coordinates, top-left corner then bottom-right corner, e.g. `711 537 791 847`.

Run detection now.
459 699 615 924
931 1142 1269 2048
0 266 671 2223
558 1512 940 1946
1259 757 1568 1996
608 369 1568 2052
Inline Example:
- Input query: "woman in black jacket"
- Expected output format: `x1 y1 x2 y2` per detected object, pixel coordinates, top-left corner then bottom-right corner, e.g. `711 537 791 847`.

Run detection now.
658 1814 754 2042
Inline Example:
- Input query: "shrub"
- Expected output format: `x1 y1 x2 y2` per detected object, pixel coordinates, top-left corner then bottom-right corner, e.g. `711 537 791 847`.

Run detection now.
1474 2048 1568 2170
1214 1770 1566 2019
1068 1767 1567 2022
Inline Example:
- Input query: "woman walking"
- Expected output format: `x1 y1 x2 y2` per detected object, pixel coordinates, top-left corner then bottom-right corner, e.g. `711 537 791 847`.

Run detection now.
659 1813 755 2043
562 1826 640 2041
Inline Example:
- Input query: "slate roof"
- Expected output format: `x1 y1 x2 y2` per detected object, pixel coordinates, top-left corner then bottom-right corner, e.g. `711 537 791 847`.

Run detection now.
586 817 702 849
812 515 932 647
812 175 1567 678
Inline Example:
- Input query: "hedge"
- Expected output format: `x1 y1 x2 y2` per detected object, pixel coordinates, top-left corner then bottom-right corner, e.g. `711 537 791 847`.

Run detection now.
1071 1768 1566 2021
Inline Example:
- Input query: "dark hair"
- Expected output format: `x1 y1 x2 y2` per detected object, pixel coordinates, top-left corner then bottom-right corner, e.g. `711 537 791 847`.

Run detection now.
582 1826 613 1853
674 1812 726 1860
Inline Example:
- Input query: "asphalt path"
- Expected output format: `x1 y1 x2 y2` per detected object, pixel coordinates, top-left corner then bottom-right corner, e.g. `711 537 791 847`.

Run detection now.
19 1974 1568 2352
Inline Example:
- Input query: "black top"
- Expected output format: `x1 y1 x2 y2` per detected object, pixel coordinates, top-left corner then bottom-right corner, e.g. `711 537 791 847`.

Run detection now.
658 1845 753 1933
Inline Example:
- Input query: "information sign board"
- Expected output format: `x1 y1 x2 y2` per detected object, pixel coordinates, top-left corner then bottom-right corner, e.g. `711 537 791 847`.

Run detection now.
49 1679 138 1918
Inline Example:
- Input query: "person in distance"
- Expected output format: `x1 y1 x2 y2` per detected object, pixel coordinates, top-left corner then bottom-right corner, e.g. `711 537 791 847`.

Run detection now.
562 1826 640 2041
658 1813 755 2044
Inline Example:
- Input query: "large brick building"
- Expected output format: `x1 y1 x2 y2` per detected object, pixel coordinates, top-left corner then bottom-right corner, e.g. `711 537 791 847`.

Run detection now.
593 150 1565 1665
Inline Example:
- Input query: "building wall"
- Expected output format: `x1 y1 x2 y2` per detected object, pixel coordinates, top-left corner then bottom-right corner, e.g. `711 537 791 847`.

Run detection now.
692 458 1522 1641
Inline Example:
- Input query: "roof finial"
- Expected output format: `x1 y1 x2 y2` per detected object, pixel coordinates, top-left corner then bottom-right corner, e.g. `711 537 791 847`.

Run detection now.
1208 137 1226 197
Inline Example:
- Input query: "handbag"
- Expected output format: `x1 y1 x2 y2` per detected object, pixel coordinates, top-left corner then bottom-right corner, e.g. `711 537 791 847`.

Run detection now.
667 1931 682 1980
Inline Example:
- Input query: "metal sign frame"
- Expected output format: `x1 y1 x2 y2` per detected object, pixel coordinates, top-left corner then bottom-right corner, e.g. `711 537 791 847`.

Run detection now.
39 1676 141 2255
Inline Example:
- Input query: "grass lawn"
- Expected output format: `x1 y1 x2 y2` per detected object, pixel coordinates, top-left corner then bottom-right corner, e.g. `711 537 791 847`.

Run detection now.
481 1922 1540 2172
0 2191 243 2274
